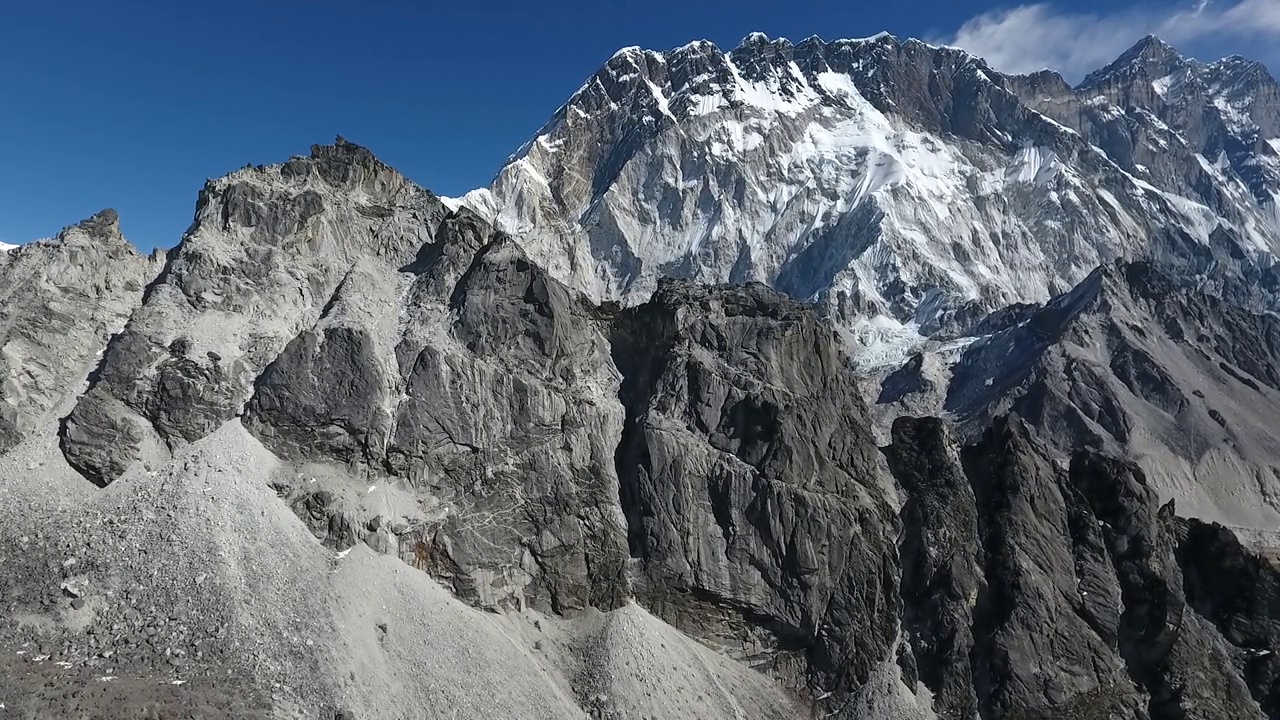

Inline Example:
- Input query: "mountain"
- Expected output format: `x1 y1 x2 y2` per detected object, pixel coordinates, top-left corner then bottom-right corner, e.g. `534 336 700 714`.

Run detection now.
464 33 1280 369
6 34 1280 720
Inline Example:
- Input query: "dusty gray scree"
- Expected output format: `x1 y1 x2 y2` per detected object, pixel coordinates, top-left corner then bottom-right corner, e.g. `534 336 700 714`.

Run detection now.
6 30 1280 720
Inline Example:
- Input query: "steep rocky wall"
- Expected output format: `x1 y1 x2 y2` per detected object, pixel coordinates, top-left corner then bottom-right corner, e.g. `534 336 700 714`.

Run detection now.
886 414 1280 720
611 280 901 694
0 211 163 454
61 138 446 485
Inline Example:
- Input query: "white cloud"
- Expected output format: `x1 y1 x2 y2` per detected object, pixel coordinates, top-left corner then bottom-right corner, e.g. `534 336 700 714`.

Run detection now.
938 0 1280 80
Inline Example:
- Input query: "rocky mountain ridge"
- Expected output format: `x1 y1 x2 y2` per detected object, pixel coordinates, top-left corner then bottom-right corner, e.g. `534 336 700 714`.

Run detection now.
463 32 1280 369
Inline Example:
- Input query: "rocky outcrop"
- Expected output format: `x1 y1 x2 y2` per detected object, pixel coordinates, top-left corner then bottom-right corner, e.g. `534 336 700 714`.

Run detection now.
884 417 983 719
61 138 447 485
373 231 630 613
611 280 900 693
0 210 162 454
923 260 1280 536
1177 518 1280 716
884 413 1280 719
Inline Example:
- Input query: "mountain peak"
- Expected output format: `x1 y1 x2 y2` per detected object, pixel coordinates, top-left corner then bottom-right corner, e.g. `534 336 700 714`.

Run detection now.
1079 34 1189 89
67 209 123 243
301 136 406 191
1206 53 1276 87
733 31 799 51
1133 34 1177 56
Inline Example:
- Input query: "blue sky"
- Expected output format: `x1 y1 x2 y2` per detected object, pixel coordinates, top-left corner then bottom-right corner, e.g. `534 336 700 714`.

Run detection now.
3 0 1277 250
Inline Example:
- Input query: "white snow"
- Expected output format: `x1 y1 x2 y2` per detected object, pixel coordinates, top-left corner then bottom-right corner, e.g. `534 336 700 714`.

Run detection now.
847 314 926 371
707 120 764 157
645 79 676 121
0 242 18 252
1263 190 1280 235
1213 95 1255 133
815 71 859 99
673 39 717 54
1084 96 1123 121
721 56 820 117
1007 146 1064 185
476 34 1280 330
609 46 644 62
686 93 729 116
1152 73 1178 97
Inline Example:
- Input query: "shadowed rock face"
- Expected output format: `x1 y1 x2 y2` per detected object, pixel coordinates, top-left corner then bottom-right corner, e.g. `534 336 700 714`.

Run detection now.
885 415 1280 720
611 280 900 693
1177 518 1280 717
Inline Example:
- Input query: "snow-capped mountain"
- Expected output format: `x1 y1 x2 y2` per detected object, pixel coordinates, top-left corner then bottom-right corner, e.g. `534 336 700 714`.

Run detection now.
1024 35 1280 232
462 33 1280 367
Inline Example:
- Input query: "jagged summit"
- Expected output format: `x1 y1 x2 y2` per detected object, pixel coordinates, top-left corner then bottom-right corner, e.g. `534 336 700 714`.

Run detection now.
1078 34 1190 90
735 30 773 48
68 208 122 240
36 208 141 255
469 28 1203 321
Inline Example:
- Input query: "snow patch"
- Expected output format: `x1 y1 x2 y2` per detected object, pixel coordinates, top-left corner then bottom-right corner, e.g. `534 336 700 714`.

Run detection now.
1264 190 1280 234
1213 95 1255 133
1084 95 1123 121
722 56 820 117
1007 146 1064 185
848 315 926 372
815 71 860 99
609 46 644 62
708 121 765 157
645 79 676 121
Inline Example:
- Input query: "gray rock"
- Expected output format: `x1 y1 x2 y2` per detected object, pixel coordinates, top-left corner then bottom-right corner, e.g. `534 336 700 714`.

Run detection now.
0 210 162 457
883 417 982 719
612 279 899 692
61 138 448 485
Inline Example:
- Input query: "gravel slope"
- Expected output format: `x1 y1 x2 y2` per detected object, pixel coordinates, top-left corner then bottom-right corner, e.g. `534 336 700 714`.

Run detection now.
0 419 802 719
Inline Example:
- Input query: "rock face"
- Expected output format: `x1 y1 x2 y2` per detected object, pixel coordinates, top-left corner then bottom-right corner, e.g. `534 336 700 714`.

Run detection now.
902 259 1280 543
244 219 632 613
61 138 446 486
885 414 1280 719
611 280 899 692
0 210 163 453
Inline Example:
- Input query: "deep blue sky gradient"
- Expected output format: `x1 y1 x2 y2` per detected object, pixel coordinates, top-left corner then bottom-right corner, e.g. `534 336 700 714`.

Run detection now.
0 0 1250 249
